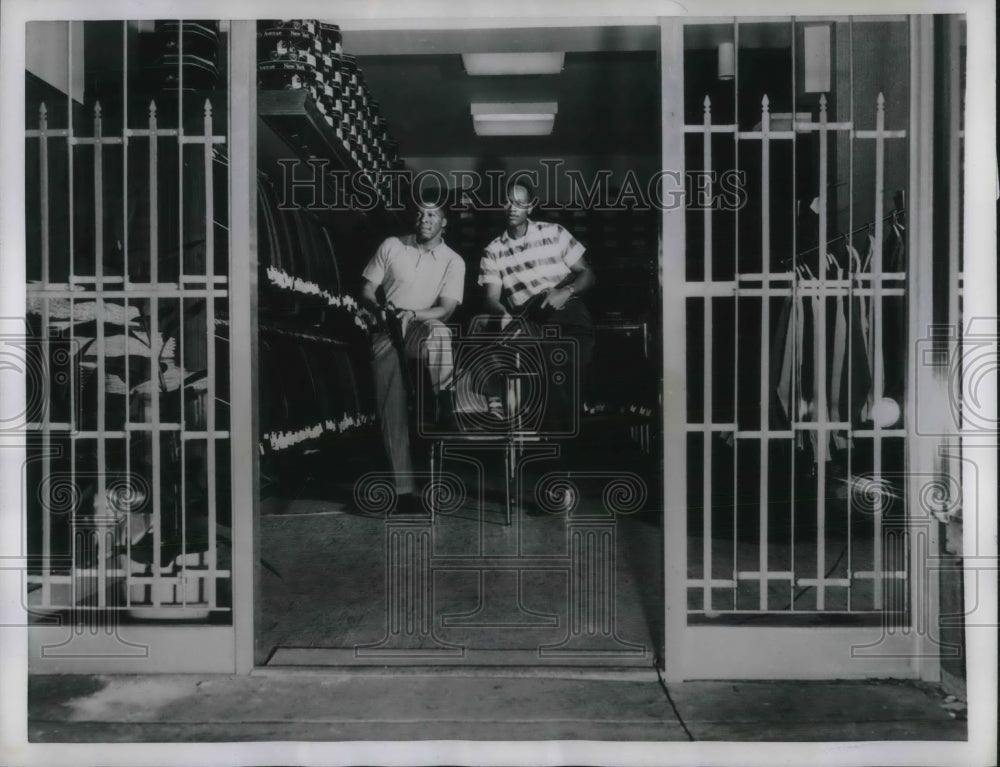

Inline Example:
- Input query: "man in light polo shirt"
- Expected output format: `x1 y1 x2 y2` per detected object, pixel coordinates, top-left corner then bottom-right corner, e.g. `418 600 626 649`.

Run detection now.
479 178 596 431
361 195 465 512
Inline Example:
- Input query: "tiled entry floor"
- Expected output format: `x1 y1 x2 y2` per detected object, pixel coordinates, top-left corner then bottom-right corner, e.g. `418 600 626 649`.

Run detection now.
258 488 664 666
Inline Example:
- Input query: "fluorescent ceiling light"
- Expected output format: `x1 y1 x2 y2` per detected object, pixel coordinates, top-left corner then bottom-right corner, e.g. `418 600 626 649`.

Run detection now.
470 102 558 136
462 52 564 76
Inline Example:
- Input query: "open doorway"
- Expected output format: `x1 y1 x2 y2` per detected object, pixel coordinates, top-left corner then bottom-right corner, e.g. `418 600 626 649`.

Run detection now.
253 21 664 667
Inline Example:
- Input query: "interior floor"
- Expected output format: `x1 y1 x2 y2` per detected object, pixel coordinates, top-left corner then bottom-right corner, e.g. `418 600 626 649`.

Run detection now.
258 417 663 666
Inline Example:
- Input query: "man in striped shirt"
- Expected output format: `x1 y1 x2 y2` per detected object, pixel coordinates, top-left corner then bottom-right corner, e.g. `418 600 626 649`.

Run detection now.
478 179 596 431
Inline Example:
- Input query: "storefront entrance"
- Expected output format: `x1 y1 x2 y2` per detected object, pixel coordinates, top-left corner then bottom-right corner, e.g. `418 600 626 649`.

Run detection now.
20 16 964 681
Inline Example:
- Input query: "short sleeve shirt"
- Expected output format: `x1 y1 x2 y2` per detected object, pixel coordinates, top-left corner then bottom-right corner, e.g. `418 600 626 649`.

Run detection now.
362 234 465 311
478 220 585 308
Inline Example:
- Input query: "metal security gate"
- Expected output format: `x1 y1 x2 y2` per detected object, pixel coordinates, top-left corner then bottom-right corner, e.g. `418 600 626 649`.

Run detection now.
662 16 943 680
23 20 250 672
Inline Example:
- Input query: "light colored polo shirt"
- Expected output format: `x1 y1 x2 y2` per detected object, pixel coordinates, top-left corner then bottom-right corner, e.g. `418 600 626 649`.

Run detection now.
479 219 585 307
362 234 465 311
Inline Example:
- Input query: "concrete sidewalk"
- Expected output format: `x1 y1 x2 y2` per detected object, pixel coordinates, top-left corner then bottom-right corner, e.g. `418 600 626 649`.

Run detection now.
28 670 966 742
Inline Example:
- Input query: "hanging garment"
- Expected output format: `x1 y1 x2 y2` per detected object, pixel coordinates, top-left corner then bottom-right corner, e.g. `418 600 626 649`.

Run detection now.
770 295 795 428
881 222 908 409
862 232 880 420
828 262 849 450
794 275 809 457
830 246 875 436
808 274 827 463
845 252 874 427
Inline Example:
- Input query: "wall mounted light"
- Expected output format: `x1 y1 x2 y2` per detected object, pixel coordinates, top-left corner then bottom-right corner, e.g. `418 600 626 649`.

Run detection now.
471 102 558 136
717 42 735 81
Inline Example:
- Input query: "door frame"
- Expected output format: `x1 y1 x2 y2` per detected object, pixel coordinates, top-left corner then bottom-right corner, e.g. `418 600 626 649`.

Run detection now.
659 15 941 681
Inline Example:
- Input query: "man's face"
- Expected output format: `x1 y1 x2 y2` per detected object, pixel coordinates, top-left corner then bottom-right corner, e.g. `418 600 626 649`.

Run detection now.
415 205 446 243
504 184 533 229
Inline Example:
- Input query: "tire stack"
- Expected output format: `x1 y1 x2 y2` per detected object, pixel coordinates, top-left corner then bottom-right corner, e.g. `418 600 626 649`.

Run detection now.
256 19 404 180
154 21 221 92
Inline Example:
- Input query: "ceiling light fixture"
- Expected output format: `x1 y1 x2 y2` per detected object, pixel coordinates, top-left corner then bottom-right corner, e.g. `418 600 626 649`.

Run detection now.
471 101 558 136
462 52 565 76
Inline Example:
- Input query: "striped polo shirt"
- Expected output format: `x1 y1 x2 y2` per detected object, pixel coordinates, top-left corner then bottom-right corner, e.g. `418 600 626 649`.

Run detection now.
479 220 586 308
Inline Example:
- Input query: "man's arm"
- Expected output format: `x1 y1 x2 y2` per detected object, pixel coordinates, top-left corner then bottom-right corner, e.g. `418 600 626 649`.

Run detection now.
359 278 381 313
482 282 509 317
412 297 459 323
541 255 596 310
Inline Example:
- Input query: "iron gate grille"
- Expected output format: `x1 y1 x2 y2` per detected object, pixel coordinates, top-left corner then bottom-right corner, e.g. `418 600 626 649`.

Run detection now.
24 21 232 619
683 18 913 621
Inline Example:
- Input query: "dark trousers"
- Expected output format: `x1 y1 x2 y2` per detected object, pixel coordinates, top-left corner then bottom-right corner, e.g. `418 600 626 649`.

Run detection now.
480 298 595 435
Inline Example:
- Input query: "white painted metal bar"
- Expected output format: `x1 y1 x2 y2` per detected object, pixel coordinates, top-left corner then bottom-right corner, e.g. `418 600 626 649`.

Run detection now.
175 23 189 602
26 428 231 438
797 578 851 587
179 295 187 605
737 571 793 579
788 17 798 605
63 24 79 614
872 91 886 610
731 19 741 611
757 94 772 609
24 128 68 138
121 22 133 606
39 105 49 284
38 103 53 607
683 124 739 134
733 131 796 140
846 17 855 611
31 129 224 144
701 94 714 614
26 288 228 299
854 570 907 579
94 103 103 283
815 94 829 611
149 99 162 606
853 130 907 139
150 103 158 285
683 280 905 298
793 121 853 131
67 136 125 145
179 135 227 144
66 25 75 284
204 98 218 608
91 100 109 606
178 19 185 281
31 570 231 583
